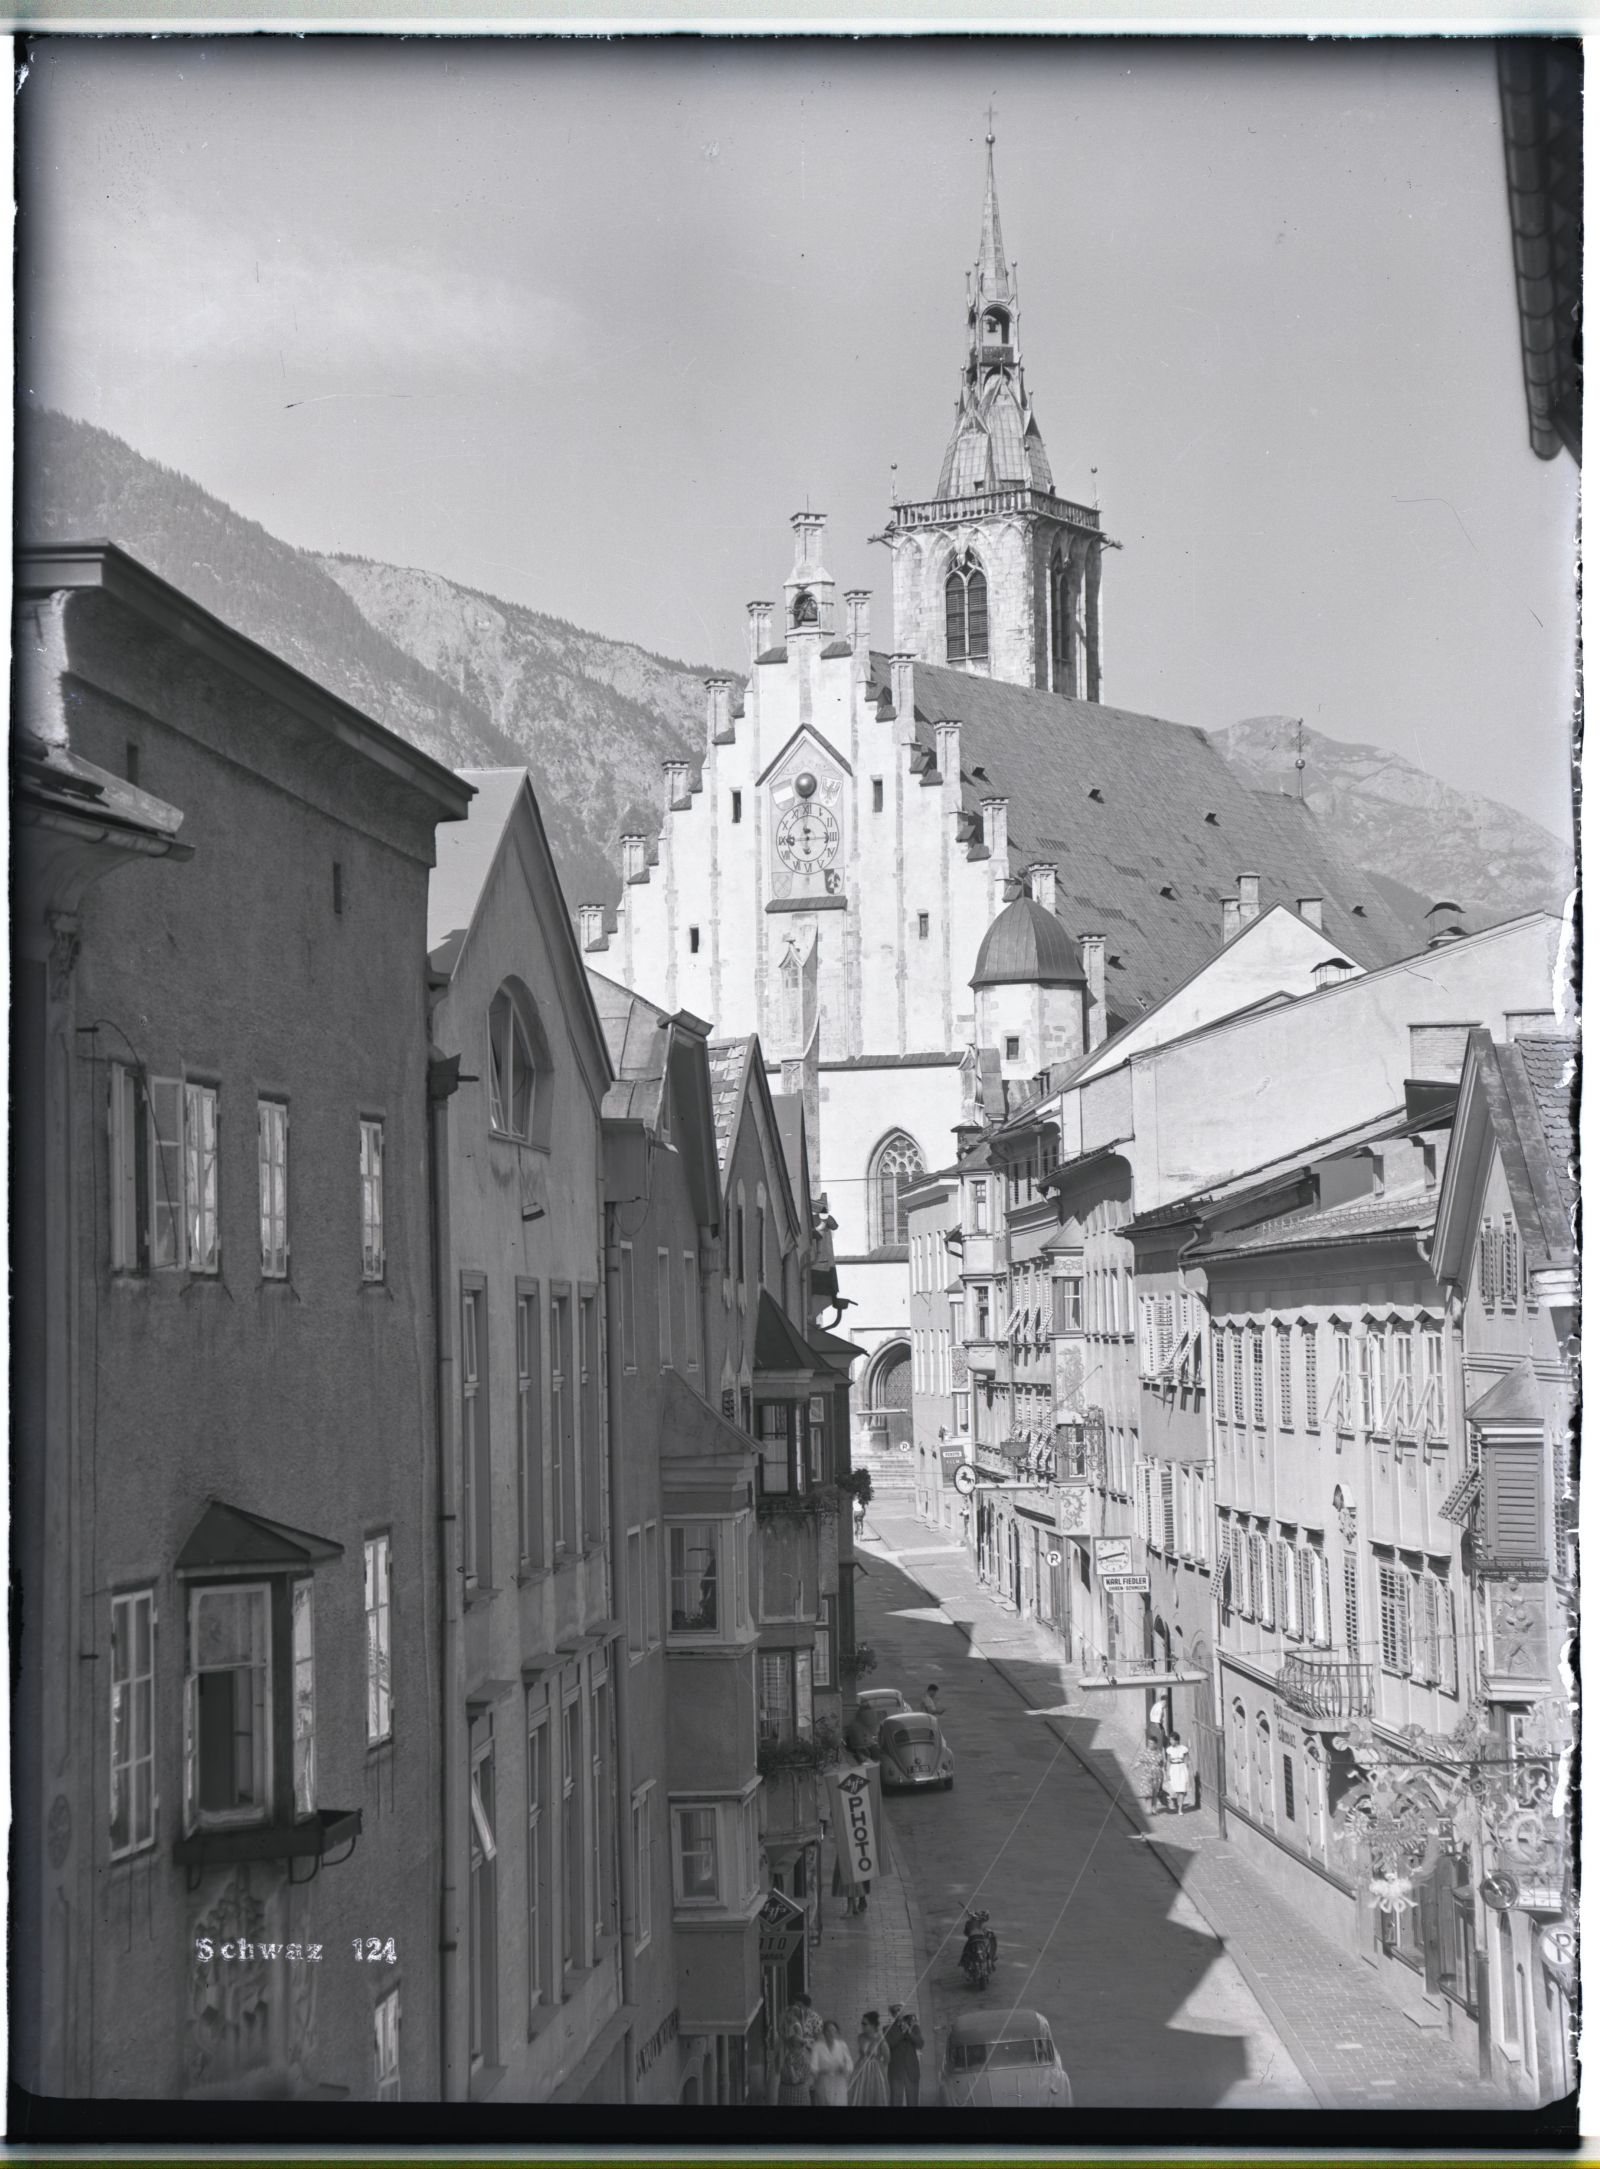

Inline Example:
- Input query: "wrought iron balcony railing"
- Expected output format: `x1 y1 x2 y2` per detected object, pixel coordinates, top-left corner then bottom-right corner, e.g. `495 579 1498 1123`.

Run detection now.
1276 1653 1374 1726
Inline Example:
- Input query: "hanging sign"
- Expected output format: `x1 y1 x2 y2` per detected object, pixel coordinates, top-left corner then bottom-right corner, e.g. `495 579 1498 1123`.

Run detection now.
1094 1536 1134 1578
1055 1483 1093 1536
952 1463 977 1496
828 1764 879 1884
757 1887 807 1965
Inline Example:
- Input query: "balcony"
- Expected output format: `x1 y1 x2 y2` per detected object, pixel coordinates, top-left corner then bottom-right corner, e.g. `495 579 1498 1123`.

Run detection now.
1275 1654 1374 1729
891 486 1102 534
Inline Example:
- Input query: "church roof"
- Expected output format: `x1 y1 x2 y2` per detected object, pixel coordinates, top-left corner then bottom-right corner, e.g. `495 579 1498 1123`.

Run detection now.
873 655 1427 1019
971 894 1087 987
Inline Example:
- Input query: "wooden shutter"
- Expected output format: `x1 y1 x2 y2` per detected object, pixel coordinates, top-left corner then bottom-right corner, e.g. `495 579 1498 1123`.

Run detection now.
1481 1438 1547 1564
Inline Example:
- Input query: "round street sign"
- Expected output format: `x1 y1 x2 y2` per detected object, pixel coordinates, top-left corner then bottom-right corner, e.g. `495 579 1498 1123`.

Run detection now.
1047 1549 1063 1566
952 1463 977 1496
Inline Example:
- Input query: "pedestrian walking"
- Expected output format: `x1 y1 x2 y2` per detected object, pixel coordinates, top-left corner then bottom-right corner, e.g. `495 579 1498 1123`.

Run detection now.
847 2012 890 2107
920 1682 944 1717
1162 1738 1193 1813
809 2019 854 2106
885 2001 924 2108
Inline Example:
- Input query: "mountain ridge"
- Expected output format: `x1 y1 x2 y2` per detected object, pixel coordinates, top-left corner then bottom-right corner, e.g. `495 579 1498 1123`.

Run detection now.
20 408 1569 935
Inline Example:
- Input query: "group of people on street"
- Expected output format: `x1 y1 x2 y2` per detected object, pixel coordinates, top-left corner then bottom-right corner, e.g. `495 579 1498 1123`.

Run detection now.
772 1996 926 2108
1134 1693 1194 1814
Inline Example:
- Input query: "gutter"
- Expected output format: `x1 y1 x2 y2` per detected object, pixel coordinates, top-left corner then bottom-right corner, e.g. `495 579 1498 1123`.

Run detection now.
427 1050 465 2100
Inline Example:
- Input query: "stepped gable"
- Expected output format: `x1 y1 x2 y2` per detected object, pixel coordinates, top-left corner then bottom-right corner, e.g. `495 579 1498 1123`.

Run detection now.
883 656 1422 1019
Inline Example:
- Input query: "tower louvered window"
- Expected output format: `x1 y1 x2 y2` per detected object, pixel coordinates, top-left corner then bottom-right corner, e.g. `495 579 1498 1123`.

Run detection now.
945 553 989 664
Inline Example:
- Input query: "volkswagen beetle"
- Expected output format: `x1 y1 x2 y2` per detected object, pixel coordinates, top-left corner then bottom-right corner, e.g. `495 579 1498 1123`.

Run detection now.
939 2010 1071 2107
875 1710 954 1791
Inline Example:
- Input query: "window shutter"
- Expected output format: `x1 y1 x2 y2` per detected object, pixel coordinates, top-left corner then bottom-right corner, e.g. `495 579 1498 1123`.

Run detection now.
1343 1550 1360 1660
1415 1573 1439 1683
1481 1439 1547 1563
1437 1580 1458 1693
1160 1467 1176 1555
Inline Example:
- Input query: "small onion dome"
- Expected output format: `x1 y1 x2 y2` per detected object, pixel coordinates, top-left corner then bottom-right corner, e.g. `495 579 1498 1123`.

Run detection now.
969 896 1087 989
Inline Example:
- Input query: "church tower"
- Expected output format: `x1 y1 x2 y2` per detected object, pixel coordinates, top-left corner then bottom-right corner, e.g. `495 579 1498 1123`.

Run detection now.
888 132 1111 698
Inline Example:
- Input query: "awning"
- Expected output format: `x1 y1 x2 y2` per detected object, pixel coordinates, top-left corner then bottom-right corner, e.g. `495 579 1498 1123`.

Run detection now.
175 1500 343 1577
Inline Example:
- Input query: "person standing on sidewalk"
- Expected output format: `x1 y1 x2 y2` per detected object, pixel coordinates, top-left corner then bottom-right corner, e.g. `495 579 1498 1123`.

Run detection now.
885 2002 924 2107
809 2019 854 2106
848 2013 890 2106
920 1683 944 1717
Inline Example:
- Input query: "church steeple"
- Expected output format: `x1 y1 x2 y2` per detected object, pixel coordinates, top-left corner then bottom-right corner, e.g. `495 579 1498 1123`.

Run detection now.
888 128 1111 700
937 132 1053 499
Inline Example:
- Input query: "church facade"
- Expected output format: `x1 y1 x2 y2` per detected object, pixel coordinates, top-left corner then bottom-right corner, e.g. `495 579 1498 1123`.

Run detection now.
584 141 1424 1441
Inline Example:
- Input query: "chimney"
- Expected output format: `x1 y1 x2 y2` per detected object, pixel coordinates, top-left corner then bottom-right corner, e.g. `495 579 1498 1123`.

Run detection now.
621 833 648 883
936 719 963 811
1238 872 1261 925
1298 896 1324 931
1222 897 1242 942
747 601 774 662
1080 934 1108 1049
1028 863 1059 914
889 649 916 715
845 589 872 650
576 904 605 951
663 759 692 811
705 676 735 743
1313 955 1357 989
981 797 1009 862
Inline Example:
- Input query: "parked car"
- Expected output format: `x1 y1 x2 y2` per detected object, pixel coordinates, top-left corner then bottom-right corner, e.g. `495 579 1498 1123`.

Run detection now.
939 2010 1071 2107
876 1710 955 1791
853 1686 911 1724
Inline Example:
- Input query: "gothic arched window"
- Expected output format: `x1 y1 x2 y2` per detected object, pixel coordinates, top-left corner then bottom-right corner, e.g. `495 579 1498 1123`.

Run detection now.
869 1130 925 1250
945 552 989 664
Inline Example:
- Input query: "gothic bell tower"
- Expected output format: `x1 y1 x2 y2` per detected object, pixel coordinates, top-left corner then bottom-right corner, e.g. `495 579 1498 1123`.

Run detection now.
888 131 1111 698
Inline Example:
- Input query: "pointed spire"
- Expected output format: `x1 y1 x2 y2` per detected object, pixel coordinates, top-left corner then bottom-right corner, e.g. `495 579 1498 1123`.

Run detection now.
977 124 1013 305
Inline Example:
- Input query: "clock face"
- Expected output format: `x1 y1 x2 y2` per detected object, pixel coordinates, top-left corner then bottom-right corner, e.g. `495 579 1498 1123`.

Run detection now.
775 801 841 872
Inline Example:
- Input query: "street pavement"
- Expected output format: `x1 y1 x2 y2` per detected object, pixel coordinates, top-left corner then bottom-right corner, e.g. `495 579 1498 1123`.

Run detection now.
855 1502 1503 2111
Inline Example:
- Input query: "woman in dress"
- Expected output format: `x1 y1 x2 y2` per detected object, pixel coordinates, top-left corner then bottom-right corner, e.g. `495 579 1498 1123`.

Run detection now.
810 2019 855 2106
775 2004 814 2107
847 2010 890 2108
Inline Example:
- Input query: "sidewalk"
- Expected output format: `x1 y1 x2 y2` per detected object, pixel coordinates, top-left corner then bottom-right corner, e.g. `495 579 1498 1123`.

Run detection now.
860 1504 1505 2111
806 1817 928 2037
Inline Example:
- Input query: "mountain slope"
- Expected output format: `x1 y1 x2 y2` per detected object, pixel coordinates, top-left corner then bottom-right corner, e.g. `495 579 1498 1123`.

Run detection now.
1212 716 1574 927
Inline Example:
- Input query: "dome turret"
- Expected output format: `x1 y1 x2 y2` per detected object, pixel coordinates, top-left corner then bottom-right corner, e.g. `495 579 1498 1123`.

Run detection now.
970 895 1086 988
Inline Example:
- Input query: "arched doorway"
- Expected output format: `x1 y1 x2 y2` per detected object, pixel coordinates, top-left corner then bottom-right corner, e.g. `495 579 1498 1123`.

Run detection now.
863 1338 913 1464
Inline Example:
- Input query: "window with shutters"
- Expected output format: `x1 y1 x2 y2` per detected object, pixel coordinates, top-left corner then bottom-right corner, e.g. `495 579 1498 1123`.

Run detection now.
1211 1325 1227 1412
1377 1556 1412 1674
1478 1435 1547 1568
1190 1466 1210 1566
1302 1325 1319 1431
1478 1219 1497 1308
1432 1573 1459 1694
1139 1297 1156 1378
1249 1329 1266 1429
1158 1295 1176 1371
1280 1538 1301 1637
1392 1332 1416 1436
1422 1326 1446 1437
1500 1215 1520 1310
1230 1521 1247 1617
1276 1325 1293 1429
1260 1534 1278 1630
1414 1568 1440 1683
1332 1327 1354 1432
1343 1551 1361 1660
1231 1327 1246 1424
1160 1467 1177 1556
1247 1531 1265 1620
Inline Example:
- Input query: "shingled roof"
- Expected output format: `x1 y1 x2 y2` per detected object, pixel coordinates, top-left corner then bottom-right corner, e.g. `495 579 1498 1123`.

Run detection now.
873 657 1423 1019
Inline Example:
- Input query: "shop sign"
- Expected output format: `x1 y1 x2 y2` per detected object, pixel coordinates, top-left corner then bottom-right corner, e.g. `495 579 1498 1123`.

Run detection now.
1538 1919 1576 1995
636 2007 680 2081
757 1888 806 1965
1102 1573 1150 1594
952 1463 977 1497
828 1764 879 1883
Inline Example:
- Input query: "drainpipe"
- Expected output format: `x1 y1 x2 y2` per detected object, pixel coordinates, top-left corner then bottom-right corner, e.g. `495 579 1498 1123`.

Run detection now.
605 1194 639 2099
428 1048 465 2100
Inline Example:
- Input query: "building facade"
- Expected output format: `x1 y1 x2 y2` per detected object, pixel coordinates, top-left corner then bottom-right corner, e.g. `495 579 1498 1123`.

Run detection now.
13 545 471 2103
426 771 625 2102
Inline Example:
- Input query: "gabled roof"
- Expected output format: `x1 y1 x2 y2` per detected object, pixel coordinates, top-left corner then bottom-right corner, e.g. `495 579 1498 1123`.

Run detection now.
1466 1358 1546 1426
176 1500 343 1575
1431 1029 1576 1288
429 767 614 1102
868 655 1424 1017
588 968 721 1227
755 1287 816 1376
706 1034 802 1240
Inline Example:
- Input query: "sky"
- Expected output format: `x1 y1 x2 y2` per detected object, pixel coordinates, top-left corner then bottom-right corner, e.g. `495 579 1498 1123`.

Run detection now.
17 35 1579 839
